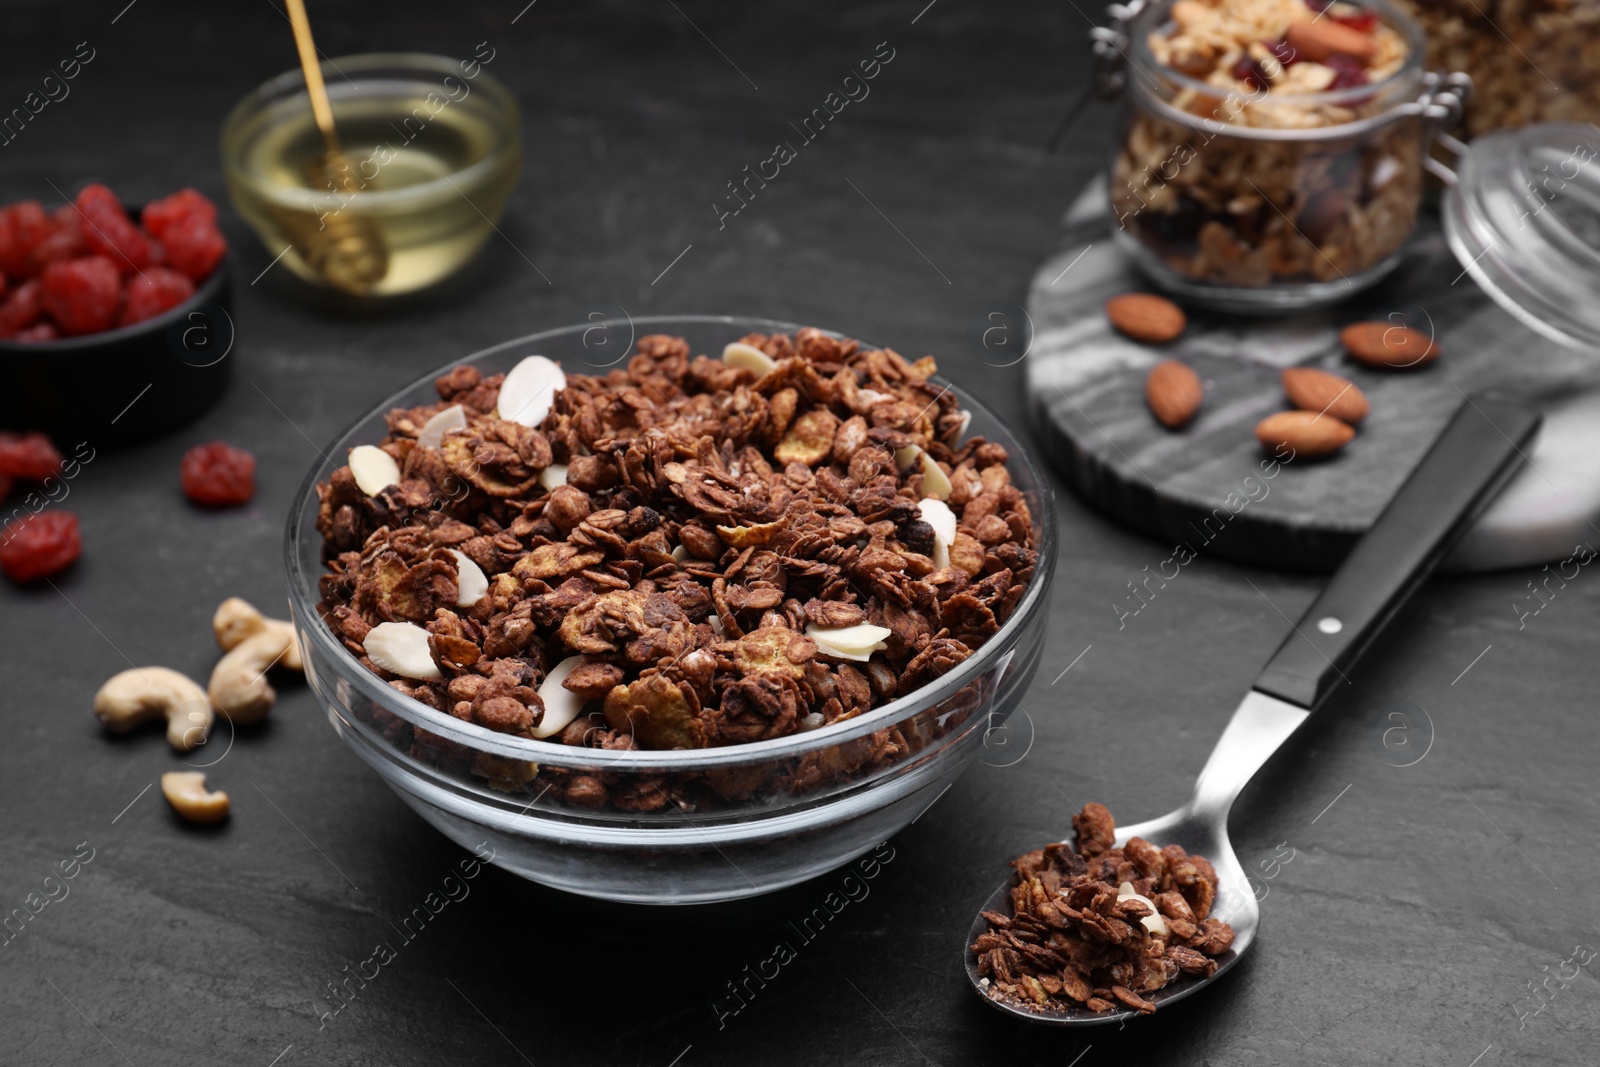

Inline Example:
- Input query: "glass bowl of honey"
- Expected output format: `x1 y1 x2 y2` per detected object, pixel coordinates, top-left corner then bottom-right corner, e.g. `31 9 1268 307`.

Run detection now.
220 52 520 297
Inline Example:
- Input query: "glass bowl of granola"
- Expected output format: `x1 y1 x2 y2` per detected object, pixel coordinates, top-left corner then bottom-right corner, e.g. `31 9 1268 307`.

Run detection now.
1098 0 1467 311
284 316 1056 903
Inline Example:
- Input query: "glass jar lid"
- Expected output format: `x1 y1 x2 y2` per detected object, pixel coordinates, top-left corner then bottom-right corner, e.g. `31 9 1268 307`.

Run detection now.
1443 122 1600 349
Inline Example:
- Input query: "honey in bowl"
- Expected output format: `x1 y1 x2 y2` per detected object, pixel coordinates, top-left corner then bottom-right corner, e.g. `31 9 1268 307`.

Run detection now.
221 52 521 296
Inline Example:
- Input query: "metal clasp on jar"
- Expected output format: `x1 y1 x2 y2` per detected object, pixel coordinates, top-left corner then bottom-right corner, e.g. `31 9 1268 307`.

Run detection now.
1091 0 1149 99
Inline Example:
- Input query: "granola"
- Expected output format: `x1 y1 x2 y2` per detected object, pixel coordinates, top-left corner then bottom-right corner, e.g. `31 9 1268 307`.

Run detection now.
1114 0 1423 291
1396 0 1600 136
971 803 1235 1015
314 328 1037 809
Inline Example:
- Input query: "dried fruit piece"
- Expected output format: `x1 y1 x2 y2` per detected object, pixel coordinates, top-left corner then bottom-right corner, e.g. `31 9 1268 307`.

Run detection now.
10 322 58 343
119 267 195 327
416 404 466 451
180 442 256 507
497 355 566 427
0 201 53 278
0 280 43 337
161 214 227 281
1340 321 1440 369
0 432 63 481
1254 409 1355 458
348 444 401 496
364 621 444 680
75 184 157 273
1106 292 1186 343
1144 359 1203 428
1282 367 1368 423
140 188 217 238
1284 18 1377 63
39 256 122 336
722 341 777 376
0 511 82 582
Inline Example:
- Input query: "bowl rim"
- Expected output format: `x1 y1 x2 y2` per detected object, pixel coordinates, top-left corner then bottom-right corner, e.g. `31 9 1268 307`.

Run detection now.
284 314 1058 771
0 253 230 353
219 51 521 215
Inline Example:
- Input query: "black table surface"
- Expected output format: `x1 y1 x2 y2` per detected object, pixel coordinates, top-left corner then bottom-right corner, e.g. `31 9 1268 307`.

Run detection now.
3 3 1596 1066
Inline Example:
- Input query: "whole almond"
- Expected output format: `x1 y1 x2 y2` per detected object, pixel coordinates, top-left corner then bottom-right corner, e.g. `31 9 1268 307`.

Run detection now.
1107 293 1187 344
1255 410 1355 459
1282 367 1369 424
1340 322 1439 369
1145 360 1203 429
1285 18 1377 62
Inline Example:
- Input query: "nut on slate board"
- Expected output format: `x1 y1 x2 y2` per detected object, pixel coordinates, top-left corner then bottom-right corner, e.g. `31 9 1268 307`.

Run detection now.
1341 321 1440 369
1255 410 1356 458
1106 293 1186 344
1145 359 1203 428
1282 367 1369 424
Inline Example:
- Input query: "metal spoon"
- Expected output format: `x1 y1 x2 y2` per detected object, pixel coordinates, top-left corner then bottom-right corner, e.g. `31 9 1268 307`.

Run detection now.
279 0 389 293
966 393 1541 1025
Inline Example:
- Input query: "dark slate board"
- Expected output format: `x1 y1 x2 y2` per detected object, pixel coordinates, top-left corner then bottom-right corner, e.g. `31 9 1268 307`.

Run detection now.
1026 178 1600 573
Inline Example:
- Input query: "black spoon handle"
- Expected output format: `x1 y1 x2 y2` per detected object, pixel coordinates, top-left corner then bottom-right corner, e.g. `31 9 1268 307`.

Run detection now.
1253 394 1541 710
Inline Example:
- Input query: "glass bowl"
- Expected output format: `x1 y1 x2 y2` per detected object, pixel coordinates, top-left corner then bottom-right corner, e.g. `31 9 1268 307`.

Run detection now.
220 52 521 297
284 315 1057 904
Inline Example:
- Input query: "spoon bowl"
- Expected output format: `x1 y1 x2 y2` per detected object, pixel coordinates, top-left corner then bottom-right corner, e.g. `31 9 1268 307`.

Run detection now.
963 395 1540 1026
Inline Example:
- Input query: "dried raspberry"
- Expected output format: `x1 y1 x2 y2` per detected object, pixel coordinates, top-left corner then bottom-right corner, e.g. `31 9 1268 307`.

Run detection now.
0 280 42 337
39 257 122 336
0 433 63 481
1231 55 1270 91
1265 38 1299 67
119 267 195 327
0 201 53 280
75 184 157 274
1325 53 1370 90
162 215 227 282
11 322 59 343
180 441 256 507
141 188 217 238
0 474 10 500
0 511 81 583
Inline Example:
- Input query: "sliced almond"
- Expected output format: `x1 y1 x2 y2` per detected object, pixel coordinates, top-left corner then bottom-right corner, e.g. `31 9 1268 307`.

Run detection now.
671 544 690 564
1118 880 1169 936
364 621 443 681
161 771 230 825
894 444 922 472
919 497 957 570
858 388 892 405
532 654 588 739
348 445 401 496
722 341 778 376
448 549 488 608
919 452 953 500
805 622 892 662
941 409 972 445
417 404 467 451
539 463 568 491
497 355 567 427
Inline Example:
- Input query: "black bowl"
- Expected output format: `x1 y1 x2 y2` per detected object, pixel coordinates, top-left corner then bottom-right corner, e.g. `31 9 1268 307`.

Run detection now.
0 255 235 448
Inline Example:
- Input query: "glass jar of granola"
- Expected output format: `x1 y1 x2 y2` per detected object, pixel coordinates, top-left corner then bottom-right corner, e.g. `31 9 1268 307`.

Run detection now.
1095 0 1468 311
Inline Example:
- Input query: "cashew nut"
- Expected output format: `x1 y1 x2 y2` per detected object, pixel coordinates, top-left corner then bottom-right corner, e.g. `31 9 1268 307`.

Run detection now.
208 628 292 723
161 771 230 824
93 667 214 751
212 597 302 672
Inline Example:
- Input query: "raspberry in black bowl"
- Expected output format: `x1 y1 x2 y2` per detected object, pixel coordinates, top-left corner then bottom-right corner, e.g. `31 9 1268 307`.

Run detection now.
0 183 235 446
